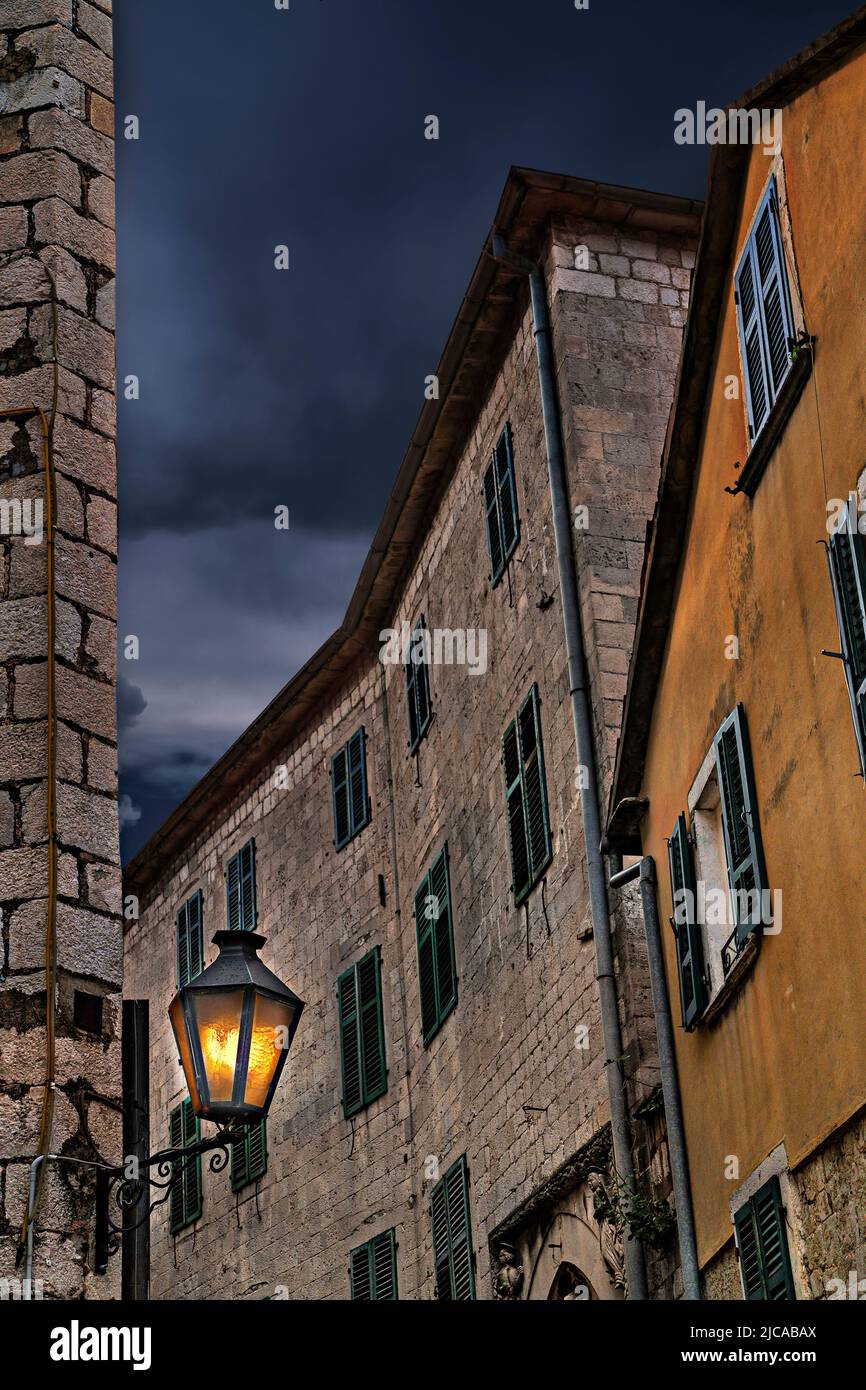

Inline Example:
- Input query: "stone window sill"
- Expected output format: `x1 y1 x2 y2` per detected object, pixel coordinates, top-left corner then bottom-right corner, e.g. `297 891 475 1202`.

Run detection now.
700 931 761 1027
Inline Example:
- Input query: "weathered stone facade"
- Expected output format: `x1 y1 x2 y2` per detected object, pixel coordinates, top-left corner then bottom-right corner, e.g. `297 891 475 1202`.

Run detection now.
124 177 698 1300
0 0 121 1300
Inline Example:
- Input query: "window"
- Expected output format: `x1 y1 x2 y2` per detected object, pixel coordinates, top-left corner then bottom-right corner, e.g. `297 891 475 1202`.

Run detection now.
176 889 204 988
669 705 770 1020
667 813 707 1030
414 844 457 1046
431 1156 475 1300
502 684 552 905
349 1229 398 1300
168 1099 202 1234
226 839 256 931
331 727 370 850
734 1176 796 1300
338 947 388 1117
734 179 795 445
483 422 519 586
405 616 432 753
230 1118 267 1192
826 501 866 774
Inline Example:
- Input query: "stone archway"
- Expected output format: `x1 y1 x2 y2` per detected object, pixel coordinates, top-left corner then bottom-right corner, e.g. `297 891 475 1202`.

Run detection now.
524 1202 624 1301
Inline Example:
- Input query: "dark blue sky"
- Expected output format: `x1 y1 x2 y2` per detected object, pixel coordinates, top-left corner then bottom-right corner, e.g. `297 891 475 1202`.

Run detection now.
115 0 852 860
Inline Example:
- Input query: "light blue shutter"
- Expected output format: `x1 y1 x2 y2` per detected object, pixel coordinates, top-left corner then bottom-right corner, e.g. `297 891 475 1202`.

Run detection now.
735 180 794 442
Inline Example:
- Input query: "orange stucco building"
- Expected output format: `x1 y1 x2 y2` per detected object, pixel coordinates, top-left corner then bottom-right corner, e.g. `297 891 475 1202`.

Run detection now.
608 8 866 1298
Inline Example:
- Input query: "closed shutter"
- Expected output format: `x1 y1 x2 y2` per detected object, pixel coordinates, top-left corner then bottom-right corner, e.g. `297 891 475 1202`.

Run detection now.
176 891 204 989
338 948 387 1117
667 813 707 1029
331 745 350 848
431 1156 475 1301
827 504 866 773
349 1229 398 1300
226 840 256 931
503 685 552 905
735 1177 795 1300
231 1118 267 1192
714 705 768 945
169 1099 202 1233
414 846 457 1047
348 729 368 834
331 728 370 850
405 617 432 752
735 180 794 442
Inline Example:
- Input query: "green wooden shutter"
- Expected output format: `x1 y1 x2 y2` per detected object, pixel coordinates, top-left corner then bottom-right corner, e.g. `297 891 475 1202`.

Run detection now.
414 846 457 1047
714 705 768 945
827 504 866 774
226 840 256 931
347 728 368 835
735 1177 795 1300
176 891 204 989
406 617 431 751
734 181 794 442
338 964 362 1117
338 948 387 1117
231 1118 267 1192
430 1156 475 1300
349 1229 398 1300
496 423 519 559
483 457 504 582
667 814 707 1029
331 744 350 848
503 686 552 905
169 1100 202 1233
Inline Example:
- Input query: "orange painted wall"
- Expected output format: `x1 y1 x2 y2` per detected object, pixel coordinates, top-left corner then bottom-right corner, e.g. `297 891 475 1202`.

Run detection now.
639 49 866 1266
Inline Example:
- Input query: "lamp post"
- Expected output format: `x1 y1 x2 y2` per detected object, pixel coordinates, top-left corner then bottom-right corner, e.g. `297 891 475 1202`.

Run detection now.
86 930 305 1272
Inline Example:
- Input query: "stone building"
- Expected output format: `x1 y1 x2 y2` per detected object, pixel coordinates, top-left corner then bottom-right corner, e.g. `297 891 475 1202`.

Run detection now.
124 169 700 1300
0 0 121 1300
607 9 866 1300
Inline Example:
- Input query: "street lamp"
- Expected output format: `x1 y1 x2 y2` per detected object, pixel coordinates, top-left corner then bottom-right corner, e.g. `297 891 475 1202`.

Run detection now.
169 930 304 1123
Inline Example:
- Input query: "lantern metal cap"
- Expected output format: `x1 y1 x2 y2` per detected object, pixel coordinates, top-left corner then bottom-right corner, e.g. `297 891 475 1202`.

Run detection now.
194 930 302 1006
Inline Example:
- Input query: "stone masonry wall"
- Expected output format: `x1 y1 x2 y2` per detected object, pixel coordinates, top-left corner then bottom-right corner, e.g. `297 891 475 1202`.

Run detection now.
0 0 121 1300
124 214 694 1300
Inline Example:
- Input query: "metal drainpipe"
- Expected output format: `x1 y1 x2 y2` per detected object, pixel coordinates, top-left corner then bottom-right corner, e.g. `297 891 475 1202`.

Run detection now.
609 858 702 1300
491 232 647 1300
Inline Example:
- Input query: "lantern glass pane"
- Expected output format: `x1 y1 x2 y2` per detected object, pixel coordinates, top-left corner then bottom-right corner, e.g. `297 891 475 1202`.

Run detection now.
245 992 293 1108
192 988 246 1104
169 993 198 1107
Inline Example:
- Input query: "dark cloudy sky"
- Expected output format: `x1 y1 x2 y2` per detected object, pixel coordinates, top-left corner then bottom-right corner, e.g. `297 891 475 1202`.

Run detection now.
115 0 851 860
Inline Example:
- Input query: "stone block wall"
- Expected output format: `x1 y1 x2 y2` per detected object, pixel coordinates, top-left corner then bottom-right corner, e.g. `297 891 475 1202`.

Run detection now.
125 213 695 1300
0 0 121 1300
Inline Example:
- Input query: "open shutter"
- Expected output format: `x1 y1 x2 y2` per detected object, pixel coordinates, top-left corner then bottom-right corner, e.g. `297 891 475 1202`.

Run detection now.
405 618 431 751
735 1177 795 1300
667 813 706 1029
519 686 552 884
714 705 768 945
503 719 530 901
431 1171 452 1299
247 1118 267 1182
371 1229 397 1300
331 745 350 848
338 965 362 1117
357 948 387 1105
414 619 430 739
483 457 504 582
415 875 439 1044
496 423 519 559
239 840 256 930
827 504 866 774
735 181 794 442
